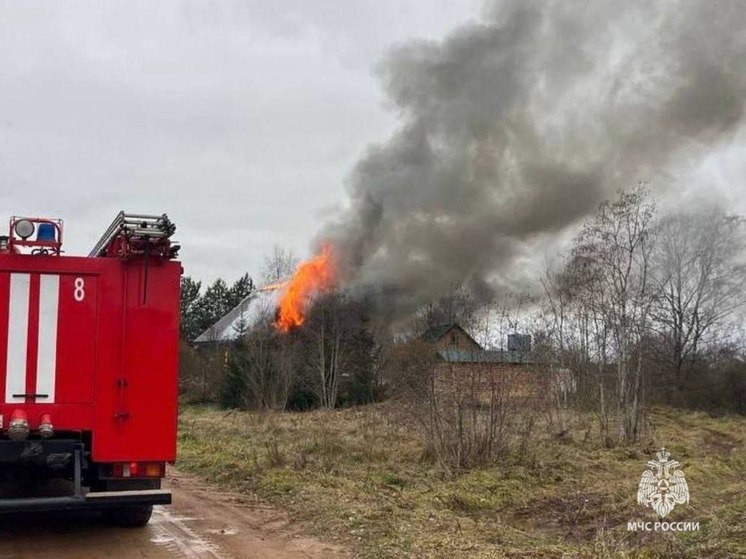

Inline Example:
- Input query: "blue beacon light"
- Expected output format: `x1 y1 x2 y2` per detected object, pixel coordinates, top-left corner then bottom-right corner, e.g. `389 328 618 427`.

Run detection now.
36 223 57 242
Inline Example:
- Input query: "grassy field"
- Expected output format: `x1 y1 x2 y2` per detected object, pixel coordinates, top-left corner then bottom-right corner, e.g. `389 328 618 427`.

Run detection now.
177 404 745 558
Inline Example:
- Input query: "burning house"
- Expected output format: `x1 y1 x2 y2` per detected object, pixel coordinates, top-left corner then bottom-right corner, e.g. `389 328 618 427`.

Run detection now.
193 244 337 346
193 0 746 383
192 284 284 347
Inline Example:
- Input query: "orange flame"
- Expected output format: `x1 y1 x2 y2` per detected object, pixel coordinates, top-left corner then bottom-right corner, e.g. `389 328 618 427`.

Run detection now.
275 244 336 332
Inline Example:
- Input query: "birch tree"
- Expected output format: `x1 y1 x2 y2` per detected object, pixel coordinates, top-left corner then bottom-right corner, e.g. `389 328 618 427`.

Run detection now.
572 187 656 443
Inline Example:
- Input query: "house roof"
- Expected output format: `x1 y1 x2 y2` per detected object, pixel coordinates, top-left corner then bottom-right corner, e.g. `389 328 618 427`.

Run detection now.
193 287 282 344
437 348 533 364
419 323 482 348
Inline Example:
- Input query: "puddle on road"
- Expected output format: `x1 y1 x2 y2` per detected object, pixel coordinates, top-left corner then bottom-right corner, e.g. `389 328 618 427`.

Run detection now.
150 534 176 545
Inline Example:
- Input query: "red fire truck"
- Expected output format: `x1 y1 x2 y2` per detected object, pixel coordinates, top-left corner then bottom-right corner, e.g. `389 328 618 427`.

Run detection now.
0 213 180 526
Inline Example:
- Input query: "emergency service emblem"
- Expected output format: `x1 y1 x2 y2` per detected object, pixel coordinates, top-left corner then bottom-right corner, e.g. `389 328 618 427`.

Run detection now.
637 447 689 518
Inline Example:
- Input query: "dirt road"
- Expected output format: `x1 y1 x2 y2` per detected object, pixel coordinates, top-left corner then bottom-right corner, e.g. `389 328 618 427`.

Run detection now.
0 470 348 559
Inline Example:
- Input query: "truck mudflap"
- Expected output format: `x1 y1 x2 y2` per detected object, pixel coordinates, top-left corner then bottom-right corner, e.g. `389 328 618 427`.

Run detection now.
0 489 171 513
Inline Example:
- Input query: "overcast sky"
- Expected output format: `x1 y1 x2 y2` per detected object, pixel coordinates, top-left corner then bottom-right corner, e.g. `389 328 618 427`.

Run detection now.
1 1 744 285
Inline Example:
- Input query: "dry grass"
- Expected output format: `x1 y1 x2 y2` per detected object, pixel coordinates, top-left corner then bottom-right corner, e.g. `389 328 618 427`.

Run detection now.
177 404 746 558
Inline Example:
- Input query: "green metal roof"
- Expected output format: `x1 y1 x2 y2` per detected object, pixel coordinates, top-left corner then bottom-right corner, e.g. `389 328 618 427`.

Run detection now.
436 348 533 364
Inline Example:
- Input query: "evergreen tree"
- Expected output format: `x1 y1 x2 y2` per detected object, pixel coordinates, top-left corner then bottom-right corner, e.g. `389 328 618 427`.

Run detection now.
191 279 231 339
180 276 202 340
180 273 256 342
228 273 254 310
219 341 248 409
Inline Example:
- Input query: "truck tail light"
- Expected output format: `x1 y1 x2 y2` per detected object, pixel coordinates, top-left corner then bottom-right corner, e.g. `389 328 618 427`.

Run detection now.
111 461 165 479
8 409 29 441
38 413 54 438
143 462 164 477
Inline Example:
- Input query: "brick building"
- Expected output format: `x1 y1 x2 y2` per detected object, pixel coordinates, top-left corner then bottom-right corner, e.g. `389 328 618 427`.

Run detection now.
419 323 547 400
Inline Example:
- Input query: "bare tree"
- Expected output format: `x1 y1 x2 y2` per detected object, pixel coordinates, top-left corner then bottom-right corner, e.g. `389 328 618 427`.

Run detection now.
537 193 746 437
314 303 343 409
241 317 294 411
393 307 526 476
478 292 535 350
218 296 298 410
651 209 746 398
409 286 481 336
540 260 613 445
179 341 223 404
539 268 577 434
572 187 657 443
261 245 298 285
304 292 351 409
570 252 614 445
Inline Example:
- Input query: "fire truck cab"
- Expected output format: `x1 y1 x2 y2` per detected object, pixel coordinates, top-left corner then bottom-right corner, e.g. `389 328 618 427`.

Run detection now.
0 213 180 526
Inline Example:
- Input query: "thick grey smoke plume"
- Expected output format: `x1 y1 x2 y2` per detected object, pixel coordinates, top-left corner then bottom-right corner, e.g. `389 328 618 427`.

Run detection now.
320 0 746 314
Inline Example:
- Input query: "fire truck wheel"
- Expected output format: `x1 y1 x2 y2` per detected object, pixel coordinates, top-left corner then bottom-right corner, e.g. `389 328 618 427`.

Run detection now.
103 505 153 527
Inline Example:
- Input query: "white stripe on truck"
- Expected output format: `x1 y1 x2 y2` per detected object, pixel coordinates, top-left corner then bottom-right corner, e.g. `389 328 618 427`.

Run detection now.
6 273 30 403
36 274 59 403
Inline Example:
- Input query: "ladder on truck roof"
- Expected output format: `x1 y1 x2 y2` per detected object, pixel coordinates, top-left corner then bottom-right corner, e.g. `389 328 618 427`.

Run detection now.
89 212 178 259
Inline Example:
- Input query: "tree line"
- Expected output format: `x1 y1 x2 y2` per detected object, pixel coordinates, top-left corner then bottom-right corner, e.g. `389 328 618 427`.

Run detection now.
178 245 384 409
539 186 746 444
219 292 385 410
180 274 254 342
178 189 745 443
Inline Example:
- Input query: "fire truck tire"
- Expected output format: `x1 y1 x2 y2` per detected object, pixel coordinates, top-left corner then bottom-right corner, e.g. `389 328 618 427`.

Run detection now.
103 505 153 527
98 479 160 527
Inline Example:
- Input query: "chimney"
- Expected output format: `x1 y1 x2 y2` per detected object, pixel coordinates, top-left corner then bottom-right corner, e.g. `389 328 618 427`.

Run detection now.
508 334 531 352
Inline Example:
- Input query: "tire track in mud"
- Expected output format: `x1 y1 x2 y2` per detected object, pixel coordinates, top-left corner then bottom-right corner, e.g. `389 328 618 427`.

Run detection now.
149 507 226 559
0 470 346 559
163 469 349 558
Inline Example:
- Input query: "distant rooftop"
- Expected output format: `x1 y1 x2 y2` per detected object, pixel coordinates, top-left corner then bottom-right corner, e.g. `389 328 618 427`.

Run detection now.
193 284 284 344
420 323 481 346
419 322 533 364
437 348 533 365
